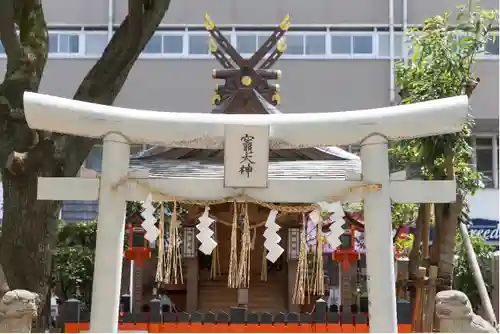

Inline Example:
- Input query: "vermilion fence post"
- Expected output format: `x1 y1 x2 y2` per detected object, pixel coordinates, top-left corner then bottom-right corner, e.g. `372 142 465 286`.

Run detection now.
61 297 413 332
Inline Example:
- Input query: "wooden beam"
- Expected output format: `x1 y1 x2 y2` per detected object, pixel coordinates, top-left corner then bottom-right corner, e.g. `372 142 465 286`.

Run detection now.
37 176 458 205
37 177 100 200
389 180 456 203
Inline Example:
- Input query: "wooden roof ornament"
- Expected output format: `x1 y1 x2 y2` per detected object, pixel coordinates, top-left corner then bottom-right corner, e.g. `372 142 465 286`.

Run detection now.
205 13 289 114
133 14 362 164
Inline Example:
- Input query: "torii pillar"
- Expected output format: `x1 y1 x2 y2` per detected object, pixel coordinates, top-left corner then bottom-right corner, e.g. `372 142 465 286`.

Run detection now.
360 134 397 332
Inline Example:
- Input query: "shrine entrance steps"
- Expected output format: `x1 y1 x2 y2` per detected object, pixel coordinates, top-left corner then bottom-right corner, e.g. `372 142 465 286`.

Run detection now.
197 273 286 313
198 275 237 312
248 274 286 313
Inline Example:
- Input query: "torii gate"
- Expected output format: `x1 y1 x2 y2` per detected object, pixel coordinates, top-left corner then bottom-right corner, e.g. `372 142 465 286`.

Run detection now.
21 14 469 334
24 91 468 332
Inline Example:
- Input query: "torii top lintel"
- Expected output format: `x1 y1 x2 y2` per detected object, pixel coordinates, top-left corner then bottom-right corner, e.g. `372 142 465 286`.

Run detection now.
205 13 290 114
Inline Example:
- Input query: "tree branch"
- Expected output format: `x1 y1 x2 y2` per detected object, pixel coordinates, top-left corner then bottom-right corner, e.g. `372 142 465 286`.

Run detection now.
53 0 172 177
0 0 48 175
0 0 23 75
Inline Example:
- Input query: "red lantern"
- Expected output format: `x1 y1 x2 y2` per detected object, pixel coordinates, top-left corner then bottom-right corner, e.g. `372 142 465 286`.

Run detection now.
124 214 152 266
333 225 360 270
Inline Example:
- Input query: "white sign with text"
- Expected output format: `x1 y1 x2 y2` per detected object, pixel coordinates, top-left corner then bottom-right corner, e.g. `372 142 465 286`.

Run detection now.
224 124 270 188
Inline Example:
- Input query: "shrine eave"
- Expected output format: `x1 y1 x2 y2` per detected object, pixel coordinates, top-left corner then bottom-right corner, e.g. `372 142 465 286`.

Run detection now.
120 158 364 203
129 158 361 180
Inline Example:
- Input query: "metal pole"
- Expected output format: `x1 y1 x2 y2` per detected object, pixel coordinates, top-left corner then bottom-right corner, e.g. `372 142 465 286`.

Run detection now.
459 222 497 326
130 260 134 312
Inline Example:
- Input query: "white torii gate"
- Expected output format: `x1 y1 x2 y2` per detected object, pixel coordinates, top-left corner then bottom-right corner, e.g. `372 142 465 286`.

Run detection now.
23 92 469 333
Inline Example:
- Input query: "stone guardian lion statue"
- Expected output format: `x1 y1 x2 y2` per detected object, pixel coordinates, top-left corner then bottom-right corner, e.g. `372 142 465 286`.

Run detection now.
0 289 40 333
435 290 498 333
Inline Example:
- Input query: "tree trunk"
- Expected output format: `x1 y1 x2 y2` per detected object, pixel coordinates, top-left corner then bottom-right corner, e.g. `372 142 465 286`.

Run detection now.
431 153 461 293
437 197 462 291
0 171 61 296
0 1 172 329
409 203 424 313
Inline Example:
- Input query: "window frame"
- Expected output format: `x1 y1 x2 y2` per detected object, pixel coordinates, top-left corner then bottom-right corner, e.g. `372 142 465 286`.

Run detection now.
160 32 186 56
479 31 499 59
328 31 376 59
186 30 232 59
281 32 307 58
1 26 495 61
473 134 499 189
83 31 109 57
47 30 83 58
300 32 328 59
139 31 186 58
234 31 260 56
142 33 164 55
376 31 409 60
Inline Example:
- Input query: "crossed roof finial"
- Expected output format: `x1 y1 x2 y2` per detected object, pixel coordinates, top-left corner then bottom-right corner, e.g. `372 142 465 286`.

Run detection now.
204 13 291 113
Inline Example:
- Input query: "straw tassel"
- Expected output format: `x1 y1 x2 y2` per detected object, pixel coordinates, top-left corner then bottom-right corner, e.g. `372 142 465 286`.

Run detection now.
155 203 166 283
210 221 221 279
309 218 324 297
237 203 252 288
293 213 308 304
163 201 184 284
260 245 268 281
228 202 239 288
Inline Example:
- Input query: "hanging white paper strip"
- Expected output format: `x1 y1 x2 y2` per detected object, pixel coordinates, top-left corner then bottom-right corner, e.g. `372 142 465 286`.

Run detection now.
196 206 217 255
309 210 321 225
263 209 283 262
324 201 346 249
142 193 159 242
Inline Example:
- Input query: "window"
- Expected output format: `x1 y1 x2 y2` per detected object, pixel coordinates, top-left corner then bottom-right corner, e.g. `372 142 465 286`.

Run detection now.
163 35 183 54
331 35 351 54
340 144 360 155
378 33 405 58
236 34 257 54
353 36 373 54
257 34 271 48
331 34 374 56
130 144 146 156
142 33 184 55
84 144 146 172
485 34 499 55
61 201 99 223
187 32 230 55
305 35 326 55
144 35 162 54
84 145 103 171
188 35 209 55
474 136 499 188
0 42 4 54
49 33 79 54
7 27 499 60
85 33 108 56
284 34 304 55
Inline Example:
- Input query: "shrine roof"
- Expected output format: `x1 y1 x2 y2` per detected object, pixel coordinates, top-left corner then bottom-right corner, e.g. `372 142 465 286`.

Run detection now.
129 158 361 180
135 145 361 162
135 90 360 162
